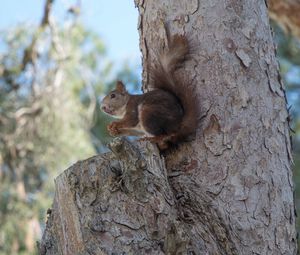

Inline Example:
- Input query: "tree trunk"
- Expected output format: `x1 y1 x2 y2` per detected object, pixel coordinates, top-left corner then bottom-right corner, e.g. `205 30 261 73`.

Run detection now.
39 1 297 254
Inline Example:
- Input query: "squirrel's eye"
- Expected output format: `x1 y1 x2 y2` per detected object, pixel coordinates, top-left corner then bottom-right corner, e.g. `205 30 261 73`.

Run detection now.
110 93 116 99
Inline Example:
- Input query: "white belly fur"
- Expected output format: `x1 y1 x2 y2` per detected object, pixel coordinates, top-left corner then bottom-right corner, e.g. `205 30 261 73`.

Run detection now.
133 104 154 137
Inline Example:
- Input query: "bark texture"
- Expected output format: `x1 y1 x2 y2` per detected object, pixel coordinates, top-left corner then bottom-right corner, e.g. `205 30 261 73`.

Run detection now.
39 0 297 254
135 0 297 253
269 0 300 38
39 139 193 254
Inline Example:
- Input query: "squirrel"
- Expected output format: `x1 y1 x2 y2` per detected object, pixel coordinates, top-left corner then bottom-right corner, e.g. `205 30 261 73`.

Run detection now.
101 34 198 149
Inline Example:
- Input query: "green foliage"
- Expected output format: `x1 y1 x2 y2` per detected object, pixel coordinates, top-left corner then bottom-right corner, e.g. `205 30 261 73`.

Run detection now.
0 16 139 254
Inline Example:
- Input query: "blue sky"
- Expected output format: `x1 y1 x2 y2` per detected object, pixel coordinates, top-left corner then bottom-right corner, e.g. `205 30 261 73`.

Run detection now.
0 0 140 63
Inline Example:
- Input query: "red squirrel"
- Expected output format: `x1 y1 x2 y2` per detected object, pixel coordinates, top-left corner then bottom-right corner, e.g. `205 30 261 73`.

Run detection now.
101 34 198 149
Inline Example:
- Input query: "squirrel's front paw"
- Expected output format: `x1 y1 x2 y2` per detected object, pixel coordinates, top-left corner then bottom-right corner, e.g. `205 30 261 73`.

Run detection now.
108 122 120 136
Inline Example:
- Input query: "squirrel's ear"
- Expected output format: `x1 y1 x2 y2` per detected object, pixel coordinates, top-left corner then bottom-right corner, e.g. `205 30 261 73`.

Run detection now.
116 81 126 93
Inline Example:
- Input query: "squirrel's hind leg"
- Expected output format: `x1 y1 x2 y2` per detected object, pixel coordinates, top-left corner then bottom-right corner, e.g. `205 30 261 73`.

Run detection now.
138 134 175 150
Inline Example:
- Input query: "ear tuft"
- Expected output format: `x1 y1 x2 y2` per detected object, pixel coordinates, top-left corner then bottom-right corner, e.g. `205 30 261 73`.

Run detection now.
116 81 126 93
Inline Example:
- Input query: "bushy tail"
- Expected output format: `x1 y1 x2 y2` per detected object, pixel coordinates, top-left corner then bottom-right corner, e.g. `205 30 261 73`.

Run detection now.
150 35 198 143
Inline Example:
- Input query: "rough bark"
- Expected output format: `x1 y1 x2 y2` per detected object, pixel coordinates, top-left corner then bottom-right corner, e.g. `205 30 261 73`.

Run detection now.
39 139 192 254
135 0 297 253
39 0 297 254
269 0 300 38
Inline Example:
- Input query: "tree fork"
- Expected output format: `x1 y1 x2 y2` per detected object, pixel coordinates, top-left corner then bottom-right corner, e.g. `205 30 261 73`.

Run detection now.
40 0 297 254
39 138 198 254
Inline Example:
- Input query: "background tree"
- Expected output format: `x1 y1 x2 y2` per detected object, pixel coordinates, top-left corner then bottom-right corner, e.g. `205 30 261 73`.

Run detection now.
0 1 139 254
39 0 298 254
269 0 300 38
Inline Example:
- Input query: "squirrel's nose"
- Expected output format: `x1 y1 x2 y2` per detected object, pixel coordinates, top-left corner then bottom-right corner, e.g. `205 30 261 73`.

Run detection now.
101 105 107 111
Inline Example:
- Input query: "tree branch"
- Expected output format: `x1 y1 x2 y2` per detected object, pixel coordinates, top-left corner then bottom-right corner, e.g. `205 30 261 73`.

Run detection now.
41 0 54 27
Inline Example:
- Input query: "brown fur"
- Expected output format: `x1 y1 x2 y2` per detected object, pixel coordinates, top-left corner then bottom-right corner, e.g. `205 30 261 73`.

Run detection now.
101 34 198 149
149 35 198 145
